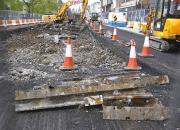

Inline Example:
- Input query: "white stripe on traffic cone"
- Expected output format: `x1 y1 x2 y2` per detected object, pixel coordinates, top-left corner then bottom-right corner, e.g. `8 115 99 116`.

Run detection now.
60 36 77 70
138 31 154 57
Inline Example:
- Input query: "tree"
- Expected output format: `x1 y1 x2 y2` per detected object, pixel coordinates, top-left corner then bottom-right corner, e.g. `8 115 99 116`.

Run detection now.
0 0 6 10
22 0 58 14
33 0 59 14
10 0 23 11
22 0 40 13
0 0 59 15
0 0 23 11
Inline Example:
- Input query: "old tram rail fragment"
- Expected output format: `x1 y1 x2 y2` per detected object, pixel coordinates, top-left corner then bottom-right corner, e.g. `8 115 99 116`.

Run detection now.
15 75 169 112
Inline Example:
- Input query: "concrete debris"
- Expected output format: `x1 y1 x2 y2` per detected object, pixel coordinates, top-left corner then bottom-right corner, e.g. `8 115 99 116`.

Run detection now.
8 68 55 81
6 26 125 82
104 30 112 38
54 35 59 43
43 33 50 38
36 34 44 38
84 95 103 106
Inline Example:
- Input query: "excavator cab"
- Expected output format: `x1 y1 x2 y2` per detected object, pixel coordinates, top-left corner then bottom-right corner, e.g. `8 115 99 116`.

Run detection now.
154 0 180 32
151 0 180 51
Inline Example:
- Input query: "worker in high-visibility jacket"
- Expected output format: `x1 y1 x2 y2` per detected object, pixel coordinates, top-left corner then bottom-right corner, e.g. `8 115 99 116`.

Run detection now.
114 15 117 25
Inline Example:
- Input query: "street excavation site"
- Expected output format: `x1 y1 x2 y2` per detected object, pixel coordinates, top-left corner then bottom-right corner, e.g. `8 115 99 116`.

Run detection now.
1 0 180 129
0 22 170 121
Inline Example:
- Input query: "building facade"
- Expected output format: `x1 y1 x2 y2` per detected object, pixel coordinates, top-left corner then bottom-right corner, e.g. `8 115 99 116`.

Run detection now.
100 0 152 12
89 2 101 13
100 0 113 12
116 0 150 12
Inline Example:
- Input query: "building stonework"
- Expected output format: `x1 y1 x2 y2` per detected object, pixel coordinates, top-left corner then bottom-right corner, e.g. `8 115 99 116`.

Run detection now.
100 0 151 12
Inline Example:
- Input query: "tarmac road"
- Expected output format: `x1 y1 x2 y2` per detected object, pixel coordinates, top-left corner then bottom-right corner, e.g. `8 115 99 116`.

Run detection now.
96 26 180 130
0 26 179 130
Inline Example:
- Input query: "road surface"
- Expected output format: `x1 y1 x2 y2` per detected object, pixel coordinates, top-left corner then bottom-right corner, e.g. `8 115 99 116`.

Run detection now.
0 26 179 130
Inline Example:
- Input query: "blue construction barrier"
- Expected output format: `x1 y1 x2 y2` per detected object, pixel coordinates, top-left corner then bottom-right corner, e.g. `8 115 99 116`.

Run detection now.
107 22 127 27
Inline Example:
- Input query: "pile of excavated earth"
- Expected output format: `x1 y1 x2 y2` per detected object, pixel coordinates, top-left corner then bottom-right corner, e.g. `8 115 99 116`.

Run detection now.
2 22 171 121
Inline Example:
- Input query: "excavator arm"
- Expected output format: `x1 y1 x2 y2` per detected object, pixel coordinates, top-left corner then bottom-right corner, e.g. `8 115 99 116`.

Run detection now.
55 1 71 22
81 0 88 20
146 8 156 33
55 0 88 22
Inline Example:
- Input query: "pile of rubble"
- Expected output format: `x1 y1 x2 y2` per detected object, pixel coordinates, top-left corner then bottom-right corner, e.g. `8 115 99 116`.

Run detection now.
4 24 125 82
4 23 170 121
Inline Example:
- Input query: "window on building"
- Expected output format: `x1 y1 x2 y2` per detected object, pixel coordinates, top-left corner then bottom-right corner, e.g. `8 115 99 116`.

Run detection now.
170 0 180 15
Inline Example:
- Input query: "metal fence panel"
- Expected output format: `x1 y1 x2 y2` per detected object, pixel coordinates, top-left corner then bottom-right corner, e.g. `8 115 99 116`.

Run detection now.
0 10 42 20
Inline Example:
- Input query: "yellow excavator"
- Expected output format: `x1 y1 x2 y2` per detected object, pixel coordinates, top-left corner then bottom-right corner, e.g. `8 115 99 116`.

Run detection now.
54 0 88 23
54 2 71 22
148 0 180 52
81 0 88 20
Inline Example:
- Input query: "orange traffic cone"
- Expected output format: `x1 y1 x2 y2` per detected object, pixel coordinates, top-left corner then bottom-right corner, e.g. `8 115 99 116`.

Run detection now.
124 39 142 70
138 31 154 57
66 35 71 43
60 36 77 70
111 26 118 41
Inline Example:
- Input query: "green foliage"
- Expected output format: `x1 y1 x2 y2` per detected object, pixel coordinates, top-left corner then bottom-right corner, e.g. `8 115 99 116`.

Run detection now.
33 0 59 14
0 0 58 14
10 0 23 11
0 0 6 10
0 0 23 11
